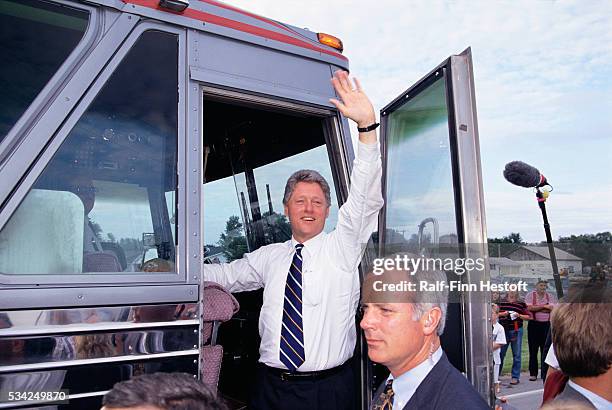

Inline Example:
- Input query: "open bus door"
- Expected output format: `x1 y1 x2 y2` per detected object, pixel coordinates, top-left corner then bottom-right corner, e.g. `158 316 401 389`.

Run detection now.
372 48 493 406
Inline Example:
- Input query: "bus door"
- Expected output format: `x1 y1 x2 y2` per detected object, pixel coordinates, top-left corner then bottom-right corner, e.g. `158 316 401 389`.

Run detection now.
374 48 492 405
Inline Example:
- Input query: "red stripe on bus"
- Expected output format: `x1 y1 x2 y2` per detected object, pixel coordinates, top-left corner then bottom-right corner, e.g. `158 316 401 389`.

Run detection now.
123 0 347 61
198 0 293 34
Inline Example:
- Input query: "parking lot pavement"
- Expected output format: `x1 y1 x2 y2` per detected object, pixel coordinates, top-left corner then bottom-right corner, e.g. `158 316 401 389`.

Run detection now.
498 372 545 410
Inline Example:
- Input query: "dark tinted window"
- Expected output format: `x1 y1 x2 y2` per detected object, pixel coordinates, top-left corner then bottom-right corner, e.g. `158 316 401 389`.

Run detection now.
0 0 89 143
0 31 178 275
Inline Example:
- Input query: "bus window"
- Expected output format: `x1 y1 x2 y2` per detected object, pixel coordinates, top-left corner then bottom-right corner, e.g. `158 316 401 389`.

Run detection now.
0 0 89 143
201 98 337 403
0 30 178 275
384 75 459 254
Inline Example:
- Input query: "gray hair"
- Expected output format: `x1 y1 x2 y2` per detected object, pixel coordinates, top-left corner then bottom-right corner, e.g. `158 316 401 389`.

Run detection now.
283 169 331 206
102 372 228 410
410 269 449 336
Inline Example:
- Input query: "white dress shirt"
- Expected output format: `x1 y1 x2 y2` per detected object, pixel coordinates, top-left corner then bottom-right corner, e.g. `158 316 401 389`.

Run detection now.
387 347 443 409
492 322 506 365
203 141 383 371
567 380 612 410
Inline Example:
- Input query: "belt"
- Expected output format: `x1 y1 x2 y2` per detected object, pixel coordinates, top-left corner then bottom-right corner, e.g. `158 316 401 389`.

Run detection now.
263 361 350 382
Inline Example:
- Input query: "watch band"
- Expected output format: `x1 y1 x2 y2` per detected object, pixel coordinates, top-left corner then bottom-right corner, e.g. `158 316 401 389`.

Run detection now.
357 122 380 132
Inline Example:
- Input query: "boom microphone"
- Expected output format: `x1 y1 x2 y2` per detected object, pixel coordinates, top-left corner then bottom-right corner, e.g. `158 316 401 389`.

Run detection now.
503 161 548 188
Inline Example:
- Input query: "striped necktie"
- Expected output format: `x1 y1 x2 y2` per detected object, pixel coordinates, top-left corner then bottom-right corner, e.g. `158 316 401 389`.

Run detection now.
280 243 305 371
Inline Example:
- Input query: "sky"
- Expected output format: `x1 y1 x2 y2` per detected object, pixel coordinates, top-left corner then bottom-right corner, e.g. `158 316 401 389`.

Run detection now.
226 0 612 243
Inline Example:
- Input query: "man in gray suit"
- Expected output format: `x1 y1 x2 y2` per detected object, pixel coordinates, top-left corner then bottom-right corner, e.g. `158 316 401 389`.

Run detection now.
547 287 612 409
360 267 488 410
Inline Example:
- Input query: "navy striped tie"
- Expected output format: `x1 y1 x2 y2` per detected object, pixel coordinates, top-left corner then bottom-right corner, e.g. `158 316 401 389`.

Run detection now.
280 243 306 371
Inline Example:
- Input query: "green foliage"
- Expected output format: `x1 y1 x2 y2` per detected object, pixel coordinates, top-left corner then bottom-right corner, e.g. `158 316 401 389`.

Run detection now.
488 233 524 257
218 215 248 262
556 231 612 267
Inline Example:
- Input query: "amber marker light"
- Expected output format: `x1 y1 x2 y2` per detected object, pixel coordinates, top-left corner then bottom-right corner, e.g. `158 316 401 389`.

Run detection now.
317 33 344 53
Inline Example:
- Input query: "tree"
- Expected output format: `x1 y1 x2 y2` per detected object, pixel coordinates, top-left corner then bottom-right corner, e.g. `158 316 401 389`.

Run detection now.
556 232 612 267
218 215 248 262
489 233 524 244
488 232 524 257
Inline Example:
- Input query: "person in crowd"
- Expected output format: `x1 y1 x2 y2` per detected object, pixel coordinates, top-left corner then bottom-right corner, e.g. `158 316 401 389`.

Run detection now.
526 280 556 381
202 70 384 409
499 289 531 385
101 372 228 410
545 288 611 409
360 267 489 410
492 290 501 304
492 303 507 395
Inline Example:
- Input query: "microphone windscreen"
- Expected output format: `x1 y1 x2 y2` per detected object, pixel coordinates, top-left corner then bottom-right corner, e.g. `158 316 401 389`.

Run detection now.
503 161 541 188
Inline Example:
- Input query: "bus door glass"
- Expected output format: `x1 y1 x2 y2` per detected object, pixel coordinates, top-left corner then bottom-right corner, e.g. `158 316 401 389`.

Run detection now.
377 49 489 400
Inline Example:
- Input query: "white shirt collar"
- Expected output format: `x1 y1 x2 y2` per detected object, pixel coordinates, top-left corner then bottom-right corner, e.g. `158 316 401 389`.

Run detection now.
567 380 612 409
388 346 443 409
291 230 325 256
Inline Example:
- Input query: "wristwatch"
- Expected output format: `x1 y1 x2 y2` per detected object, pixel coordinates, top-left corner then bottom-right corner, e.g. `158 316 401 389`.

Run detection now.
357 122 380 132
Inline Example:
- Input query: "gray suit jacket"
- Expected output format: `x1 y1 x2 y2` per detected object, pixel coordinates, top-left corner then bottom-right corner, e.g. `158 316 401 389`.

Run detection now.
371 353 489 410
550 383 597 409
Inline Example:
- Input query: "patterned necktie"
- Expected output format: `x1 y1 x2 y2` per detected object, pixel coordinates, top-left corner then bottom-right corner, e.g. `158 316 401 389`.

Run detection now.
279 243 305 371
373 380 394 410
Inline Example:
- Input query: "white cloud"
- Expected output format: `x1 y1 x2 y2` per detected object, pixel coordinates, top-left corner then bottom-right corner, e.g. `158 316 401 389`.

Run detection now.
225 0 612 238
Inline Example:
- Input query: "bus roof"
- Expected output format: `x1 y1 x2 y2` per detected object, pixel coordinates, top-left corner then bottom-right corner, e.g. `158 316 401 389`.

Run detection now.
105 0 348 67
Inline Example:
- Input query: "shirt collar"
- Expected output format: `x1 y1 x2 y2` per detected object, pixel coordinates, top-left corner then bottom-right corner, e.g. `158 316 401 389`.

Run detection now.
567 380 612 409
291 230 325 256
388 346 443 409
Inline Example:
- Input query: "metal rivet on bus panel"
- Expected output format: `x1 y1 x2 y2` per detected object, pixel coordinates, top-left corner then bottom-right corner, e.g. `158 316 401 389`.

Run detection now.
193 275 197 280
193 374 197 379
65 97 70 101
405 95 409 99
192 190 196 194
193 329 197 334
193 147 197 151
193 345 198 349
193 359 197 363
189 290 194 295
193 254 198 258
77 294 83 299
193 211 197 215
193 232 197 236
193 169 197 172
193 107 197 111
435 71 439 76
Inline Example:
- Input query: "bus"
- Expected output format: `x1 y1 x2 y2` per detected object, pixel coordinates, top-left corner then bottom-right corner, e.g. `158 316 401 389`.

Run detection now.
0 0 491 408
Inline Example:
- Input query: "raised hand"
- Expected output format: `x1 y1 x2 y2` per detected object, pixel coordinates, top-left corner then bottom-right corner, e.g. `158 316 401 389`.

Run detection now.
329 71 376 129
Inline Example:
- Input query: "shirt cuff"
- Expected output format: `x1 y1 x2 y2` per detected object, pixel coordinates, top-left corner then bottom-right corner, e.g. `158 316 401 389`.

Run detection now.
357 140 380 163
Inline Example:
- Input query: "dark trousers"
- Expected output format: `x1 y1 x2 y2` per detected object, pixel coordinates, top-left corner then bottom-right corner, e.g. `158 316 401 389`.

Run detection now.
249 363 355 410
528 320 550 379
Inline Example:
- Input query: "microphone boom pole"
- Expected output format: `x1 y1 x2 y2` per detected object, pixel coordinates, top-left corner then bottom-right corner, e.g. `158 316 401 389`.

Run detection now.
536 189 563 299
503 161 563 299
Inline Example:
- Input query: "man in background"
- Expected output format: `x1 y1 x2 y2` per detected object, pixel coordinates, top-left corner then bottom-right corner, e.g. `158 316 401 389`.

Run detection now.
526 280 556 381
547 288 611 409
101 372 227 410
